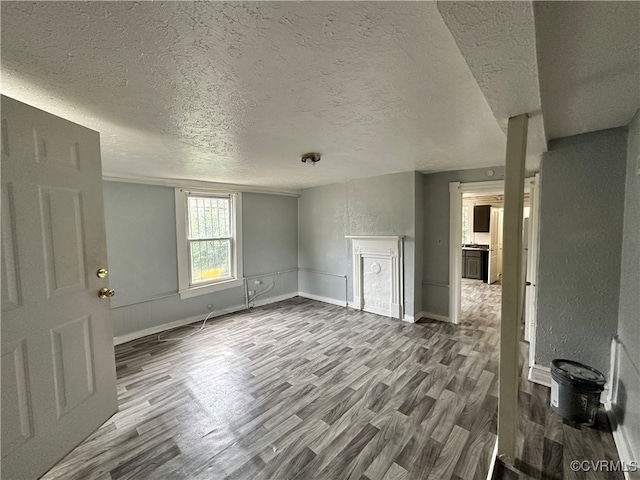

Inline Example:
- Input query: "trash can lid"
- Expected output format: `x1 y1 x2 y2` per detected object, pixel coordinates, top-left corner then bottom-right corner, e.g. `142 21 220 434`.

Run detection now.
551 359 606 386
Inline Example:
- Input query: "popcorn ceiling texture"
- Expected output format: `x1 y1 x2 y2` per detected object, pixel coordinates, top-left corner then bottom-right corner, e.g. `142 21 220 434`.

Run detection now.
0 1 508 189
436 1 546 171
534 2 640 140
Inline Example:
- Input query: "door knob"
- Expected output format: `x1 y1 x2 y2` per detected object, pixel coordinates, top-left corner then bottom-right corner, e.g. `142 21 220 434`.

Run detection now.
97 268 108 278
98 287 115 299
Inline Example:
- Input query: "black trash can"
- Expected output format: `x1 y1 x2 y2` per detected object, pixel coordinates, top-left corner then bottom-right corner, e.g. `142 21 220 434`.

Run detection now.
550 359 606 426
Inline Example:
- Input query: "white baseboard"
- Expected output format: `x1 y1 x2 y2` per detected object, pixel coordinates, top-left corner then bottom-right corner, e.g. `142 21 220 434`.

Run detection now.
606 336 639 480
485 437 499 480
298 292 412 323
114 311 229 345
416 311 451 323
607 410 639 480
528 363 552 387
250 292 298 308
114 292 297 345
297 291 348 308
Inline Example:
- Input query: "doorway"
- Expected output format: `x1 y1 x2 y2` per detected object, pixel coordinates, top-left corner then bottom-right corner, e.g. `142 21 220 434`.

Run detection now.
460 190 505 327
449 177 540 362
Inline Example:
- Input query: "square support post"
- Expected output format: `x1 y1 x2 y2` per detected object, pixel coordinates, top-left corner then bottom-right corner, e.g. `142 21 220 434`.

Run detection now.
497 113 529 464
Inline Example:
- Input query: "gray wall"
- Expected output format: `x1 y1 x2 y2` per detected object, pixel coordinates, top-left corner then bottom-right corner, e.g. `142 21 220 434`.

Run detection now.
242 192 299 276
104 182 298 338
103 182 179 307
298 172 417 316
298 182 349 302
535 128 627 376
422 166 505 317
616 109 640 454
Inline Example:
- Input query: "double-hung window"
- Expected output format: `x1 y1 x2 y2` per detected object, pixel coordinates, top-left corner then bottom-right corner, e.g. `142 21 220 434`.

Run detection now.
462 204 473 245
175 189 243 298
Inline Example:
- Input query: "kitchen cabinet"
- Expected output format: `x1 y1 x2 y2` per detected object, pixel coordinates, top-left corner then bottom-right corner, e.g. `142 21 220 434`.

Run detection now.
462 248 489 282
473 205 491 232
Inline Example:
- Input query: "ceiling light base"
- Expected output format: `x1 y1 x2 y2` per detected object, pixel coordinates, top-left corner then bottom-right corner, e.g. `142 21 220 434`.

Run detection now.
301 152 321 166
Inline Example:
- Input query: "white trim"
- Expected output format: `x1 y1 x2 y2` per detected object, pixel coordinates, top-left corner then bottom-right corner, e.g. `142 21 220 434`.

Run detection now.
449 178 534 329
175 189 244 299
606 336 619 410
114 292 299 345
525 173 541 368
113 307 243 345
364 303 395 317
344 235 405 240
298 291 415 323
298 291 348 308
459 180 506 192
103 174 300 197
608 411 639 480
417 311 451 323
346 236 404 320
449 182 462 325
485 437 499 480
497 113 529 464
606 336 639 480
250 292 299 308
528 363 552 387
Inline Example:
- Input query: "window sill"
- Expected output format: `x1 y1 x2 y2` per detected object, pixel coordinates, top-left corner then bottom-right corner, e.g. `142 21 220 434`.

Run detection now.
178 278 244 299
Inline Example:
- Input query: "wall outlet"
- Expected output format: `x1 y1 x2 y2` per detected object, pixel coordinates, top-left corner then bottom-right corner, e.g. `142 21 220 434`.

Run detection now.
249 290 255 296
254 280 262 285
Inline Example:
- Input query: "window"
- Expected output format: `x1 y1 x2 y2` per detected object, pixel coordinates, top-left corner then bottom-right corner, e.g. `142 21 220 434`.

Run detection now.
175 189 243 298
462 204 473 244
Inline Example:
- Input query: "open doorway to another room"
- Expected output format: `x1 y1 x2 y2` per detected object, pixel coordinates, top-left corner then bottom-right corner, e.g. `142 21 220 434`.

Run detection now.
460 191 531 317
460 191 504 322
450 177 541 376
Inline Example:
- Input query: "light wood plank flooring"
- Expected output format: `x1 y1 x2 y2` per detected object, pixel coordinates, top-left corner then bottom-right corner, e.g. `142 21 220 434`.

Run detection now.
40 281 620 480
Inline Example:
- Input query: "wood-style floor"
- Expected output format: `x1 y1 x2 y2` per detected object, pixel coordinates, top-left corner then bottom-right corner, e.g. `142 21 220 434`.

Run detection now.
40 281 621 480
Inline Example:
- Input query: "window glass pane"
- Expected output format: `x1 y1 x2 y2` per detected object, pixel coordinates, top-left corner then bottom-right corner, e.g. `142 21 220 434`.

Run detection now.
188 196 230 239
462 205 473 244
190 239 231 284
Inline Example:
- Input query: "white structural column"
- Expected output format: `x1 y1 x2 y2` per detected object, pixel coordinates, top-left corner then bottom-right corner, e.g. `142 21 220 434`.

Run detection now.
449 182 462 325
497 114 529 463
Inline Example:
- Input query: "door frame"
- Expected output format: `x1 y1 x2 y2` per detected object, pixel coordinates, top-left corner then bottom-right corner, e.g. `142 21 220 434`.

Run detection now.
448 179 537 325
524 173 541 367
449 180 504 324
488 207 500 284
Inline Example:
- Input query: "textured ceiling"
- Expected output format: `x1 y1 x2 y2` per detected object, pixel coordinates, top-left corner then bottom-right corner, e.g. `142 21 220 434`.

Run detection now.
534 1 640 140
1 1 510 190
2 2 636 191
437 1 546 168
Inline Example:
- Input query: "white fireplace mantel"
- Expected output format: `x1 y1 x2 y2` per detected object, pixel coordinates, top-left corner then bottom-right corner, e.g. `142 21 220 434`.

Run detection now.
345 236 404 320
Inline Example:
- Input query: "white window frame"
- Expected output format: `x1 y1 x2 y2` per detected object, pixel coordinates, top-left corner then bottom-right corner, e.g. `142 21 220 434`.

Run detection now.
461 203 474 245
175 188 243 299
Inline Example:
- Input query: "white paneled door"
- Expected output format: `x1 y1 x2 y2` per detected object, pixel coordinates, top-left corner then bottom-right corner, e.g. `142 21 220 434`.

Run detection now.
1 96 117 479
